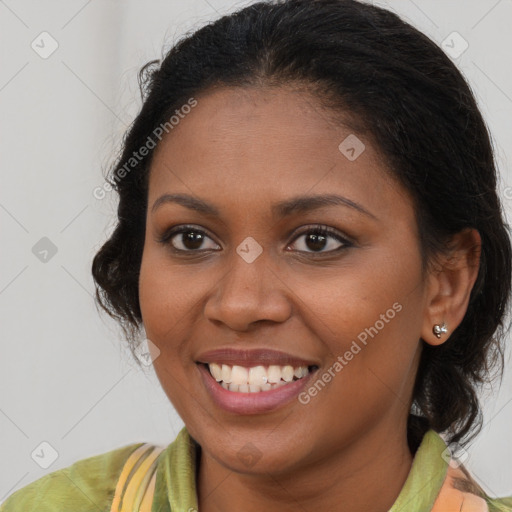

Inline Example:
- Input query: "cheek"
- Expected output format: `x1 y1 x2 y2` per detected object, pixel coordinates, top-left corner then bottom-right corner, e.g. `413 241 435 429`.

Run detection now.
138 242 218 355
293 249 423 340
138 248 199 411
139 232 181 310
138 245 189 345
294 248 424 394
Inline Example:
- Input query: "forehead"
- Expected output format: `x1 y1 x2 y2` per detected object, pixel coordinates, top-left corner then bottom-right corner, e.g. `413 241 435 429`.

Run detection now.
148 85 411 221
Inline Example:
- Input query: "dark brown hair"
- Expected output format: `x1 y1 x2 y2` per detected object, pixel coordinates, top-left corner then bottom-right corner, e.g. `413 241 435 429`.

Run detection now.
92 0 512 449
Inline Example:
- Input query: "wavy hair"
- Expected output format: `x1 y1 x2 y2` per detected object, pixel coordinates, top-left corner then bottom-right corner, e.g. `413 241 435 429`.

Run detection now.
92 0 512 449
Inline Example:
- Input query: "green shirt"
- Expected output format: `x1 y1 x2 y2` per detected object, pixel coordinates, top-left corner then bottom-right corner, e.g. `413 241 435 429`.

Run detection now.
2 427 511 511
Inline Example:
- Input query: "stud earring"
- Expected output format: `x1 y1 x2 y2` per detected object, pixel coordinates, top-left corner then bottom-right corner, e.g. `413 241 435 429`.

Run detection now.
433 323 448 339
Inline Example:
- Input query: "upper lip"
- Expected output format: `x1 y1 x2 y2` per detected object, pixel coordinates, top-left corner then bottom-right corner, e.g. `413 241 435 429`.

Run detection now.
196 348 319 368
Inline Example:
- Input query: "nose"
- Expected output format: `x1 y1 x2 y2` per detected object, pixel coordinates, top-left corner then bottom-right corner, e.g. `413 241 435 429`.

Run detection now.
204 249 292 332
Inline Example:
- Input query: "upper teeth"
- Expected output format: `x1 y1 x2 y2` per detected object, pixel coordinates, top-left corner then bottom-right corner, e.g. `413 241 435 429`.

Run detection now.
208 363 309 385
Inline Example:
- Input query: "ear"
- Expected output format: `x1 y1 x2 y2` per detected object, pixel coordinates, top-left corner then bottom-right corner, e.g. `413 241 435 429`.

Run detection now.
421 228 481 346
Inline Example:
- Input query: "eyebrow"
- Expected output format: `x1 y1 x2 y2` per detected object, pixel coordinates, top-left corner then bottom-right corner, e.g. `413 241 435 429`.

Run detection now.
151 192 376 219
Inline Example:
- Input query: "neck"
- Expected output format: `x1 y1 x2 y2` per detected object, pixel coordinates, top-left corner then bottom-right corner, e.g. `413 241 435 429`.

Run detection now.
197 419 415 512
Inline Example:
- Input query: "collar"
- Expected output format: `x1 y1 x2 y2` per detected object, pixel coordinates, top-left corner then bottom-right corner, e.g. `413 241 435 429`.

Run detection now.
154 426 487 512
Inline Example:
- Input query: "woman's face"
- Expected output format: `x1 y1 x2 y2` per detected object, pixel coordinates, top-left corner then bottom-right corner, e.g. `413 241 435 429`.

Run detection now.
139 85 430 475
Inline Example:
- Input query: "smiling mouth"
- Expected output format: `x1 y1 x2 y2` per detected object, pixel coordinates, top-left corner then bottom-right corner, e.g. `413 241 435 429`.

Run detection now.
199 362 319 393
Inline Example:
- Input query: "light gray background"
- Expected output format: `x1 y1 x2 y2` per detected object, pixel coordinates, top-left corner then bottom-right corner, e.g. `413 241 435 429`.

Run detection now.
1 0 511 503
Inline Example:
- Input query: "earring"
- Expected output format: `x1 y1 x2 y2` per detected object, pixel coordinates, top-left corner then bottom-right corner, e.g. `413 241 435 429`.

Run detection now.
433 323 448 339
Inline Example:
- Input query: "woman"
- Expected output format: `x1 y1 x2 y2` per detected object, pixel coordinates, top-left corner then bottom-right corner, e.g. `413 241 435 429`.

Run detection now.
2 0 511 510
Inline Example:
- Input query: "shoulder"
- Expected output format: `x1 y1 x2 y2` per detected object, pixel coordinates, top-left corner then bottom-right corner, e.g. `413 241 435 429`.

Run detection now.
432 460 512 512
486 497 512 512
398 428 512 512
0 442 149 512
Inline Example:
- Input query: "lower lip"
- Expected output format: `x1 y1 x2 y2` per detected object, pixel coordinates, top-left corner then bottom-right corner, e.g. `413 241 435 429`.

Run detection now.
197 363 318 415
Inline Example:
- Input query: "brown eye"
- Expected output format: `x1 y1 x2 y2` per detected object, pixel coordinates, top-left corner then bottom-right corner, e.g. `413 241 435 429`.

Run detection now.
288 226 352 254
159 225 220 252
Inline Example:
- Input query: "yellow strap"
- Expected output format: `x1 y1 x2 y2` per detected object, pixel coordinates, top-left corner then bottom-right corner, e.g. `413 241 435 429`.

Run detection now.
123 446 164 511
111 444 153 512
110 443 165 512
139 470 158 512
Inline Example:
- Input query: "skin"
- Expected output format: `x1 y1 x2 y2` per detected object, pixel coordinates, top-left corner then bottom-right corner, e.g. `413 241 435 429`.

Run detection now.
138 85 480 512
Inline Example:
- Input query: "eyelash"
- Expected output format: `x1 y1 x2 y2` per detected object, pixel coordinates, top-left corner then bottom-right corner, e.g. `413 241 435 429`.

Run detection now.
157 224 354 256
